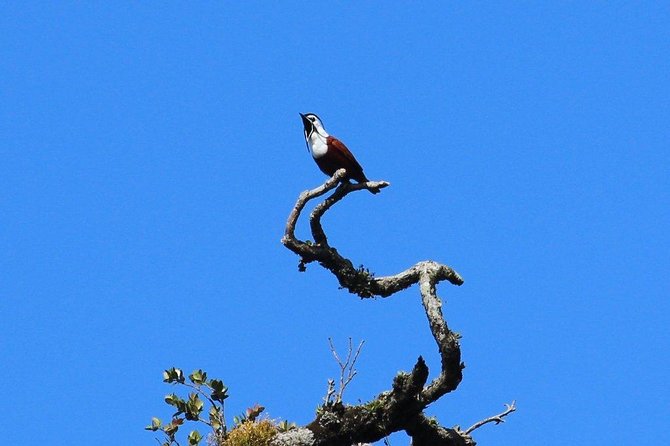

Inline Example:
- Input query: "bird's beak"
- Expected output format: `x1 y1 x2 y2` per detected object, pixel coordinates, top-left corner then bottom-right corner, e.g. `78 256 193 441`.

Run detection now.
300 113 313 135
299 113 310 128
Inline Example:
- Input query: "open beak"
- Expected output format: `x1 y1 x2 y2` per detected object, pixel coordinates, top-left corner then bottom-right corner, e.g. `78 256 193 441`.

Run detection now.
299 113 311 130
300 113 314 139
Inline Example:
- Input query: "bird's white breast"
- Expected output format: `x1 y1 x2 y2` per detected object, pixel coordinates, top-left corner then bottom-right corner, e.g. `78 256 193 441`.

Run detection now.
307 132 329 159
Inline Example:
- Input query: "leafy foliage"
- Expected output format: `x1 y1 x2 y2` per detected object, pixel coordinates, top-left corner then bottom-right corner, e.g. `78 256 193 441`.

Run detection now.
147 368 295 446
146 367 228 446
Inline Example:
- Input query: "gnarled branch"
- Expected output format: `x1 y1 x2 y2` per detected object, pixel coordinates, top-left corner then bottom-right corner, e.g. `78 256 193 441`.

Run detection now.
281 171 512 445
282 169 461 297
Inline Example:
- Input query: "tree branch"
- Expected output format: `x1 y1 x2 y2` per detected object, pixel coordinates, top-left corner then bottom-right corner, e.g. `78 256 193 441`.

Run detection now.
417 263 464 403
281 172 511 445
406 413 473 446
327 338 365 404
281 170 461 296
464 401 516 435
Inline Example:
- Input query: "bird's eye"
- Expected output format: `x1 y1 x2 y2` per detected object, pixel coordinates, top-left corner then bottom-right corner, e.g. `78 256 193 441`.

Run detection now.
309 117 315 122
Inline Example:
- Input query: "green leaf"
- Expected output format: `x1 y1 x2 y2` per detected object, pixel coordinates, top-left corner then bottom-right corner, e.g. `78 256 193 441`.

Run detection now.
185 393 204 421
165 394 187 417
163 367 185 384
189 369 207 385
210 379 229 402
209 406 222 430
164 393 182 406
152 417 162 429
164 420 180 436
144 416 162 431
188 430 202 446
189 392 204 408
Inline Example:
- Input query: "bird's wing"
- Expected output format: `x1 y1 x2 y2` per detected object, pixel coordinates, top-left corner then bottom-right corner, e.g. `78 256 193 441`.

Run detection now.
327 136 368 182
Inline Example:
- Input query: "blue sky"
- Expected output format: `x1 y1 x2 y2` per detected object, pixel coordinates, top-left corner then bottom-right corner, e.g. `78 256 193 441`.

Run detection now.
1 2 668 444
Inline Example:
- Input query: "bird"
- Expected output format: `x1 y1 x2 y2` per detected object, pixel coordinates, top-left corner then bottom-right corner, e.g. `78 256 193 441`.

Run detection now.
300 113 379 193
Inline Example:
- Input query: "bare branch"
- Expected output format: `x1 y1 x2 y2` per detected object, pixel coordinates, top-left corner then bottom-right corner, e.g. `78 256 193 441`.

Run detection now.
283 169 349 242
309 175 386 245
282 171 461 298
417 264 464 403
328 337 365 404
323 379 336 405
464 401 516 435
328 337 344 368
281 172 509 445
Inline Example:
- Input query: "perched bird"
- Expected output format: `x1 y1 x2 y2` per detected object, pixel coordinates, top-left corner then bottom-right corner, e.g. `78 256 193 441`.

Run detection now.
300 113 378 193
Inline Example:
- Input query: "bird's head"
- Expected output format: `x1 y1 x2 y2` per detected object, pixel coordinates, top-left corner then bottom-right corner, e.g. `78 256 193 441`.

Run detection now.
300 113 327 140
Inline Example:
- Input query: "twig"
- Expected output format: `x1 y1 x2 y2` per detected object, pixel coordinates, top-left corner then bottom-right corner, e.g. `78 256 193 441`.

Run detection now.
328 337 365 403
323 378 336 405
464 401 516 435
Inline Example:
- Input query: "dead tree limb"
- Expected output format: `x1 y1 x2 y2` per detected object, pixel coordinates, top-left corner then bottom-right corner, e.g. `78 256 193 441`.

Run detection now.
282 169 462 296
327 338 365 405
464 401 517 435
279 170 512 446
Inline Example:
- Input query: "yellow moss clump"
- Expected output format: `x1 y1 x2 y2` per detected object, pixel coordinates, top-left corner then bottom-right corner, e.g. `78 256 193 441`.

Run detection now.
222 420 277 446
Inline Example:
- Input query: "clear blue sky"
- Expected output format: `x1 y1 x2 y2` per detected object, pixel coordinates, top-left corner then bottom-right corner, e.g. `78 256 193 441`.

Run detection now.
1 2 668 445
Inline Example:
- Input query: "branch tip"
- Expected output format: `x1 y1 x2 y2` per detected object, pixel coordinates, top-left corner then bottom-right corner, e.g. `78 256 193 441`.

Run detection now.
464 401 517 435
